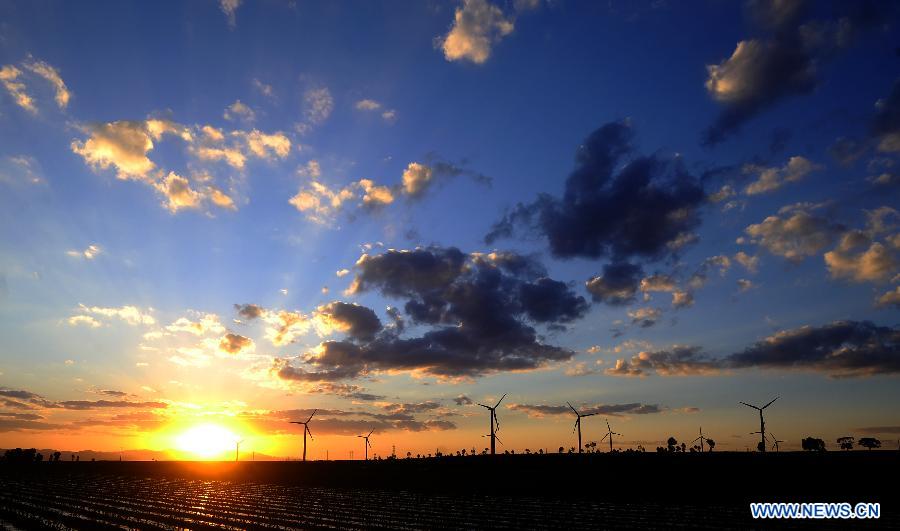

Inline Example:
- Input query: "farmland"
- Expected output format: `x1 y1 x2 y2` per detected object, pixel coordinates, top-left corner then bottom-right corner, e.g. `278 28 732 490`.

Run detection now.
1 452 897 529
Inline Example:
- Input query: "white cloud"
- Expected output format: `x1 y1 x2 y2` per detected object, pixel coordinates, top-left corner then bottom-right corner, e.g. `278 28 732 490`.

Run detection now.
824 233 897 283
743 156 822 195
23 59 70 109
401 162 433 197
74 304 156 326
223 100 256 122
67 244 102 260
0 65 35 113
743 206 841 261
67 315 101 328
439 0 514 64
220 0 242 27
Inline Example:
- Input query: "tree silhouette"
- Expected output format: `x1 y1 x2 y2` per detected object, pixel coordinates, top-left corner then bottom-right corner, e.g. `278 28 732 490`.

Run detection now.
837 436 854 450
667 437 677 452
706 439 715 452
858 437 881 450
802 437 826 452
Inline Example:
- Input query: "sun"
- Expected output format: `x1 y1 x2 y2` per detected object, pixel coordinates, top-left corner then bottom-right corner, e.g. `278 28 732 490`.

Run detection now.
175 424 239 459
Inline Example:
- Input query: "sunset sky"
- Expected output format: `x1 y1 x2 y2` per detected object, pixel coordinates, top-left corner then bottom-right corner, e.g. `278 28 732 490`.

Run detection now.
1 0 899 459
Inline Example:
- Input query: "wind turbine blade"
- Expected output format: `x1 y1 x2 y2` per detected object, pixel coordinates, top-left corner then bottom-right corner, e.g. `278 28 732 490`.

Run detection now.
739 401 758 410
606 419 611 431
762 396 779 409
306 408 317 423
567 401 578 415
692 436 701 443
600 433 609 441
306 426 313 439
582 413 598 417
495 393 507 408
367 429 374 437
477 403 490 409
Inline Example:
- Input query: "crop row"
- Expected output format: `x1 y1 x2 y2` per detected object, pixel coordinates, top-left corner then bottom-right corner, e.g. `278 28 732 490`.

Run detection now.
0 474 742 529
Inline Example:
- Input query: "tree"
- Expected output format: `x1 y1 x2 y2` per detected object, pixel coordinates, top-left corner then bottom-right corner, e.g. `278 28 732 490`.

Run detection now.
667 437 677 452
837 436 854 450
707 439 715 452
757 441 766 452
558 446 565 454
858 437 881 450
802 437 826 452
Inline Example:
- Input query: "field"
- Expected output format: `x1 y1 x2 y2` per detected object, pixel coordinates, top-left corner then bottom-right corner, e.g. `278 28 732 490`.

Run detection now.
1 452 897 529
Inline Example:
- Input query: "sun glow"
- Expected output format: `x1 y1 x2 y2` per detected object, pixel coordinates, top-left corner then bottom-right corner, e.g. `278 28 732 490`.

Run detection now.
175 424 239 459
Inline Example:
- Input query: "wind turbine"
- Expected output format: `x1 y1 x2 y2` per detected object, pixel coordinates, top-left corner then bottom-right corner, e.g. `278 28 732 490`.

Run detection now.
768 431 784 452
692 427 710 452
600 419 621 452
740 397 778 454
477 393 506 455
235 439 243 462
567 402 597 453
289 409 317 462
357 429 374 460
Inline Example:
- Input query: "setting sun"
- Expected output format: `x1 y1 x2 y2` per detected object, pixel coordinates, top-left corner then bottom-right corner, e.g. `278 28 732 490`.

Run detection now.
175 424 239 459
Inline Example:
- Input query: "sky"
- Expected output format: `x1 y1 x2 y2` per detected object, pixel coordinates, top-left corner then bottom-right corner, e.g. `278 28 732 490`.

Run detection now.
0 0 899 460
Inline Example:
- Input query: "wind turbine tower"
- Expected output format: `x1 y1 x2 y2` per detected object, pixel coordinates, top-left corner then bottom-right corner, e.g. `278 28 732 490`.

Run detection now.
600 419 621 452
357 429 374 460
567 402 597 453
289 409 317 462
477 394 506 455
235 439 243 462
692 427 710 452
740 397 778 453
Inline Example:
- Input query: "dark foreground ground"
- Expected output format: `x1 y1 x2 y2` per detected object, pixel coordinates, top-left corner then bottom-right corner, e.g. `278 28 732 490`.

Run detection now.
1 452 897 529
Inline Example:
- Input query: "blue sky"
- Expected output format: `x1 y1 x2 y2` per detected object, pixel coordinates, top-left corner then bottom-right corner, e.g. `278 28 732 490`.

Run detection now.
0 0 898 458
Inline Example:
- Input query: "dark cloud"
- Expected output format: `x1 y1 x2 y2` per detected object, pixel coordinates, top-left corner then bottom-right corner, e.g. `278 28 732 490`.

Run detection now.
277 247 583 380
219 333 253 354
245 407 456 435
486 122 705 263
585 262 642 305
317 302 382 341
509 402 663 417
94 389 129 397
379 401 442 414
56 400 168 410
308 383 384 401
728 320 900 377
871 79 900 154
0 412 43 421
605 346 723 377
234 303 264 320
453 394 473 405
0 419 65 432
828 137 867 165
606 320 899 378
704 1 894 145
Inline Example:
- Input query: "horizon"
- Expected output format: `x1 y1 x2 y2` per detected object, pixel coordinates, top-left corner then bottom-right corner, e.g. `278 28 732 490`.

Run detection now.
2 0 900 463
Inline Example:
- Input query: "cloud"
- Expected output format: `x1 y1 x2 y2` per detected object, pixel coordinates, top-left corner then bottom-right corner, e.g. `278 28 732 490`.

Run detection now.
234 129 291 159
605 346 724 377
73 304 156 326
296 86 334 134
509 402 662 418
223 100 255 122
277 247 584 381
23 59 70 109
67 244 102 260
244 407 456 435
703 3 889 144
627 307 663 328
728 320 900 377
66 315 101 328
876 286 900 309
252 78 274 99
872 79 900 153
401 162 433 197
486 121 706 263
743 156 822 195
234 303 264 320
737 278 755 292
824 233 897 283
0 65 35 112
56 399 167 410
220 0 242 27
71 121 159 180
453 394 473 405
355 99 397 122
856 426 900 435
734 251 759 273
606 320 900 378
313 302 382 341
153 172 202 212
439 0 514 64
585 262 642 305
742 204 843 261
0 155 44 185
218 333 254 355
166 314 225 336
